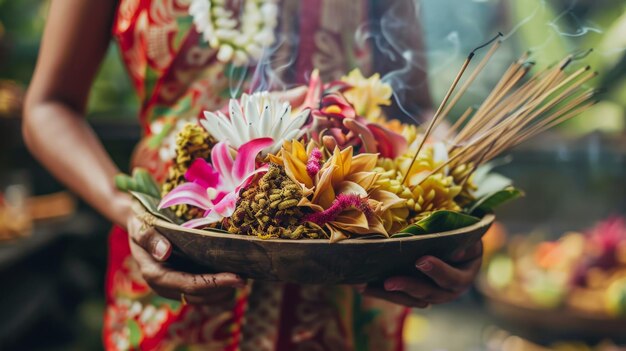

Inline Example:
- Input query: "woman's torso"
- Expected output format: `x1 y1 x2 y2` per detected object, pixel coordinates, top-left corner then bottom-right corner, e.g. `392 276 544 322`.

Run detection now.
105 1 408 350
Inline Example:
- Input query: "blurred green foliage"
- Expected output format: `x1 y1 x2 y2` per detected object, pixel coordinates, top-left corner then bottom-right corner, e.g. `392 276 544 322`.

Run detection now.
509 0 626 134
0 0 138 120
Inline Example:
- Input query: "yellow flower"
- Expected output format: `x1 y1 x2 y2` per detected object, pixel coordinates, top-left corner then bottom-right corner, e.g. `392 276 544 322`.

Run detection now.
161 123 213 220
311 146 379 209
450 163 477 207
271 142 408 240
341 69 393 120
375 143 466 223
268 140 321 189
299 146 403 242
370 188 409 234
406 174 462 220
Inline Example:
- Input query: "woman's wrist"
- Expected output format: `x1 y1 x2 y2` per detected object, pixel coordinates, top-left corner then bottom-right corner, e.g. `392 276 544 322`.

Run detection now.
109 191 133 229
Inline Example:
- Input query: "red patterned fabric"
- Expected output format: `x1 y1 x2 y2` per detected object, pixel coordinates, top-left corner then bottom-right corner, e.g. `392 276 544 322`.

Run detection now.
104 1 408 350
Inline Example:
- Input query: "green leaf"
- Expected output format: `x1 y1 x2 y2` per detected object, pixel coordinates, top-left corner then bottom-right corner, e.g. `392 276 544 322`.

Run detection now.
133 168 162 198
115 168 161 199
395 210 481 237
390 232 414 238
127 319 142 348
114 173 137 193
468 187 524 215
130 191 181 224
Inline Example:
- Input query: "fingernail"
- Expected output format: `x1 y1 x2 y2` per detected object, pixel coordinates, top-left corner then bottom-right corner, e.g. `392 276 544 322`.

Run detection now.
154 240 168 260
384 281 400 291
416 260 432 272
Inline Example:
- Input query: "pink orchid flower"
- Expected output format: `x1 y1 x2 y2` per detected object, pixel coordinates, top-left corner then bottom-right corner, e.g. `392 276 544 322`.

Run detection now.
158 137 274 228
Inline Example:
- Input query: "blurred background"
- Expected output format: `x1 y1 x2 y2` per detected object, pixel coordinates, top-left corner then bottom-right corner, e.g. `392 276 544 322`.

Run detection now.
0 0 625 350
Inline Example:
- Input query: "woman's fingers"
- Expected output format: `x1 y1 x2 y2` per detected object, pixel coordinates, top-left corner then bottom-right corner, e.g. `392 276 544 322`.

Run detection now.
127 216 172 261
383 276 459 303
129 237 246 296
362 286 430 309
450 241 483 263
153 270 247 295
126 216 247 305
415 245 483 293
360 242 484 306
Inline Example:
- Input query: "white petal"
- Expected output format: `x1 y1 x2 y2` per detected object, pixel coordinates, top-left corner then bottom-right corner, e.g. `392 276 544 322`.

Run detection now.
244 95 260 128
200 113 220 137
233 50 249 66
215 29 238 41
282 109 308 135
259 105 273 137
215 116 242 146
233 35 250 47
245 43 263 60
261 3 278 19
270 103 290 138
280 129 301 144
229 99 249 141
215 17 237 29
217 44 234 62
278 104 294 135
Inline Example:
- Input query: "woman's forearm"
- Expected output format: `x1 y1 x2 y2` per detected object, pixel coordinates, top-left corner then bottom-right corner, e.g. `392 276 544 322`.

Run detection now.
22 0 125 226
23 101 131 228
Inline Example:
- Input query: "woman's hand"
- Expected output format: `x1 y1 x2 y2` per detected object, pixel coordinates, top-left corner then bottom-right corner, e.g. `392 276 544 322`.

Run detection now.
127 215 247 305
357 241 483 308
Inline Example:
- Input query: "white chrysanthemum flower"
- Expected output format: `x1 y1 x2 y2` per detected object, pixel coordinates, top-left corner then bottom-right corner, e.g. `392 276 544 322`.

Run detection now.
201 92 310 155
189 0 279 66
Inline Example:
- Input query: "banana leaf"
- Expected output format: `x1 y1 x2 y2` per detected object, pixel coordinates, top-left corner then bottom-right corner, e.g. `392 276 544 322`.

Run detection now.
468 187 523 216
115 168 162 199
392 210 481 238
130 191 181 224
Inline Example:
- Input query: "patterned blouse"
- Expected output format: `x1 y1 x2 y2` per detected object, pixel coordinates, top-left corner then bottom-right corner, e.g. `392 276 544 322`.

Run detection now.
104 1 410 350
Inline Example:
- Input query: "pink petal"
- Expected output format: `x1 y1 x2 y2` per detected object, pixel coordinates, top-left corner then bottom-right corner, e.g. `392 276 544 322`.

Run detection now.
367 123 408 158
343 119 376 153
302 69 322 110
324 80 352 93
185 159 221 189
232 137 274 182
211 141 235 189
158 183 213 210
327 127 349 144
320 93 356 119
235 165 269 190
181 211 224 228
212 191 238 217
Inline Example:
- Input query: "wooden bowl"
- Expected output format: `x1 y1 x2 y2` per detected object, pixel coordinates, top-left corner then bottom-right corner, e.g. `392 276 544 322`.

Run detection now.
136 203 494 284
478 280 626 342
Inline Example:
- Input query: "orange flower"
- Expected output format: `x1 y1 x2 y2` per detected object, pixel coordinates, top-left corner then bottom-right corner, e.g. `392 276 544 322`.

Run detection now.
297 146 405 242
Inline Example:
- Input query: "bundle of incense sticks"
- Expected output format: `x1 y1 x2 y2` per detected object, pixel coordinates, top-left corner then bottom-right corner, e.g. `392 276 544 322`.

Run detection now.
403 33 597 187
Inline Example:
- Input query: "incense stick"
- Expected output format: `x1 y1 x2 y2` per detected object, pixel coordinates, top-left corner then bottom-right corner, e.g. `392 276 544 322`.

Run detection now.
401 33 503 185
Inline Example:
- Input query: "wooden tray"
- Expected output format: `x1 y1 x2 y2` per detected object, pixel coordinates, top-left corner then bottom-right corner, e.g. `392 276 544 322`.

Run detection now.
136 203 494 284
